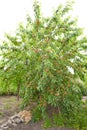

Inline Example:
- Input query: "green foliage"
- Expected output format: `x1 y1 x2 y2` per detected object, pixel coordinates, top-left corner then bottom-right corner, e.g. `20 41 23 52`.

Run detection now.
80 58 87 96
64 106 87 130
43 116 52 128
32 107 43 122
80 85 87 96
53 113 64 127
0 0 87 129
83 73 87 96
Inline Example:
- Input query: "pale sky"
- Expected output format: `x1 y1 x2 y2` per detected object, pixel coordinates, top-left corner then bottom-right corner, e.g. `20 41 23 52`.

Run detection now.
0 0 87 42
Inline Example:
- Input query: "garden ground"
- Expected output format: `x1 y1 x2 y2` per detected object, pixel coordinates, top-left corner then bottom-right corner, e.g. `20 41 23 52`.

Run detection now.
0 96 75 130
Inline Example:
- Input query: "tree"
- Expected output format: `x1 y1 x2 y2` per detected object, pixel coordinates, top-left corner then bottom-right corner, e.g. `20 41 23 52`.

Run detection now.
0 0 87 127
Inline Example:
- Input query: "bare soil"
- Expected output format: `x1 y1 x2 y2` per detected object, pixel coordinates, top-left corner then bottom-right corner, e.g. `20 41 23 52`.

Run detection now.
11 123 75 130
0 96 75 130
0 96 21 125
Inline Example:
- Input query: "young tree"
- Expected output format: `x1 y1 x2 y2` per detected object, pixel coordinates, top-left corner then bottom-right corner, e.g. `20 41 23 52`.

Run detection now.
0 0 87 126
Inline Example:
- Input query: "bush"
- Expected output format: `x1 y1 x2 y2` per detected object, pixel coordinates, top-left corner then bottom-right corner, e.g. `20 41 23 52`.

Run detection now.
0 0 87 129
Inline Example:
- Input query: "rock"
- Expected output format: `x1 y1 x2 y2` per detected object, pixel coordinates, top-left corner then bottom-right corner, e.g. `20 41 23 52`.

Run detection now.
11 119 16 123
10 114 19 120
7 119 12 124
14 118 22 124
1 122 8 127
0 110 32 129
18 110 32 123
20 117 24 123
2 126 9 130
12 123 17 127
0 127 2 130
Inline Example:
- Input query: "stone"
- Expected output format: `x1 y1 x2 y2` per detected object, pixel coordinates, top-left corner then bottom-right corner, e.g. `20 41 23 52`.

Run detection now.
14 118 22 124
10 114 19 120
12 123 17 127
7 119 12 124
20 118 24 123
1 126 9 130
0 110 32 129
18 110 32 123
1 122 8 127
0 127 2 130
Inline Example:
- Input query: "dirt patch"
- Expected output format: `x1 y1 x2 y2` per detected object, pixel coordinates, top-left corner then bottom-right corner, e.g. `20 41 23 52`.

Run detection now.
0 96 22 125
0 96 75 130
11 122 75 130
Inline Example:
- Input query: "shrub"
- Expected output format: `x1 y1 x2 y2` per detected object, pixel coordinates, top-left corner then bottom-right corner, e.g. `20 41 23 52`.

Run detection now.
0 0 87 129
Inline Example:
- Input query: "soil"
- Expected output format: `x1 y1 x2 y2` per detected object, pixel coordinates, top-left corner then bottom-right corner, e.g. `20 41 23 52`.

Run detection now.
11 123 75 130
0 96 21 125
0 96 75 130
